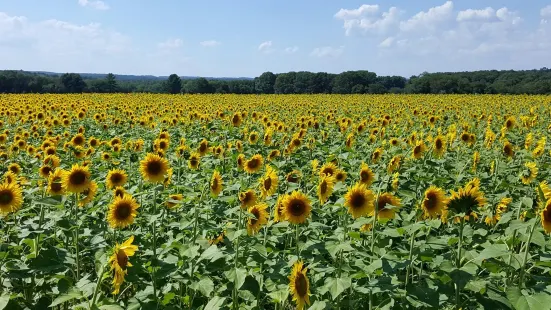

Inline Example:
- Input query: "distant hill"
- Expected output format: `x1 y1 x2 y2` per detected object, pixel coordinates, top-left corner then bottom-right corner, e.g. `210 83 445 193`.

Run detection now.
27 70 253 81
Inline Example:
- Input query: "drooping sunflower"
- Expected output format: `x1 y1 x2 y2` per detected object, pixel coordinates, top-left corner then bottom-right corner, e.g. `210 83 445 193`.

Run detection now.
106 169 128 189
259 165 278 198
108 236 138 295
3 171 17 185
288 260 311 310
78 181 97 207
503 141 514 158
412 140 426 160
166 194 183 209
433 135 446 158
373 193 402 220
210 170 223 197
447 180 487 222
198 139 210 156
318 174 335 205
420 186 448 219
8 163 21 175
371 148 383 163
267 149 280 161
344 183 375 219
485 197 512 226
113 186 126 198
387 156 401 174
247 203 269 235
319 162 337 178
273 196 285 223
359 162 375 187
188 152 200 170
541 199 551 234
63 164 91 194
47 168 66 196
282 191 312 224
107 194 139 229
139 153 169 183
239 189 257 210
244 154 264 174
0 182 23 215
520 162 538 185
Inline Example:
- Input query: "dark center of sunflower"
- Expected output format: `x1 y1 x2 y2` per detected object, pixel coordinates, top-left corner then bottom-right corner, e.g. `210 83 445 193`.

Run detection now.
115 202 131 220
435 139 443 149
263 177 272 190
320 180 328 194
424 192 438 211
506 120 512 128
350 192 365 208
111 173 123 184
51 178 62 193
360 170 369 182
199 143 207 152
232 115 239 124
247 158 259 169
9 167 19 174
289 199 306 216
295 273 308 297
543 206 551 221
0 190 13 204
212 178 218 190
146 161 162 175
42 166 52 176
293 139 300 146
190 158 198 166
377 196 392 211
74 136 84 145
414 145 422 155
69 171 87 185
159 141 167 149
321 167 334 176
116 249 129 270
250 208 260 225
242 192 252 204
115 189 124 198
336 173 344 181
461 134 469 142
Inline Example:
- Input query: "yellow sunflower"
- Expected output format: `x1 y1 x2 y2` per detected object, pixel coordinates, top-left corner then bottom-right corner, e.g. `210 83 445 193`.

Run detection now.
107 194 139 229
3 171 17 185
259 165 278 199
8 163 21 175
541 199 551 234
108 236 138 294
447 180 487 222
188 152 200 170
282 191 312 224
503 141 514 158
433 135 446 158
319 162 337 178
344 183 375 219
47 168 66 196
387 156 402 174
273 196 285 223
210 170 223 197
420 186 448 219
373 193 402 220
244 154 264 174
78 181 97 207
239 189 257 210
288 260 310 310
167 194 183 209
485 197 512 226
247 203 269 235
520 162 538 185
318 174 335 205
63 164 91 194
359 162 375 187
106 169 128 189
113 186 126 198
0 182 23 215
412 140 426 160
139 153 169 183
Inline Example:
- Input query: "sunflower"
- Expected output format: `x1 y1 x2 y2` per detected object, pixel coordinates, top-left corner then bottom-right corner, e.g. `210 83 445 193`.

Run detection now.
447 180 487 222
113 186 126 198
282 191 312 224
237 154 245 170
188 152 200 170
139 153 169 183
520 162 538 185
387 156 401 174
39 165 53 179
433 135 446 157
106 169 128 189
63 164 91 194
3 171 17 185
541 199 551 234
288 260 310 310
8 163 21 175
503 141 514 158
167 194 183 209
210 170 223 197
198 139 209 156
371 148 383 163
412 140 426 159
267 149 280 161
244 154 264 174
247 203 269 235
273 196 285 223
335 170 347 183
372 193 401 220
78 181 97 207
248 131 259 144
239 189 257 210
485 197 512 226
107 194 139 229
47 168 66 196
319 162 337 178
71 133 85 146
259 166 278 198
420 186 448 219
344 183 375 219
0 182 23 215
318 174 335 205
359 162 375 187
108 236 138 295
43 154 60 168
391 172 399 191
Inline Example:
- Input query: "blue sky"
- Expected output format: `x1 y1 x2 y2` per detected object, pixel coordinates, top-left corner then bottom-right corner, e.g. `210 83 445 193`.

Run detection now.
1 0 550 77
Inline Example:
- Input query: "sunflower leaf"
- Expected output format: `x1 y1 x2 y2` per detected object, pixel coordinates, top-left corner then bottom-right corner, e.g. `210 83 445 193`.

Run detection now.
190 277 214 297
203 296 226 310
324 277 351 300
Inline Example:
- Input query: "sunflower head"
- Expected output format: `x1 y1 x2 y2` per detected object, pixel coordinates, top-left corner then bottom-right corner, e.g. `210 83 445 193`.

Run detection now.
47 168 67 196
63 164 91 194
210 170 223 197
0 182 23 215
541 200 551 234
106 169 128 189
78 181 98 207
318 174 335 205
420 186 448 219
247 203 269 235
244 154 264 174
447 180 487 221
260 166 278 198
239 189 257 209
344 183 375 219
374 193 401 220
282 191 312 225
167 194 183 209
359 162 375 187
319 162 337 178
188 152 200 170
107 194 139 229
288 260 310 310
520 162 538 185
139 153 169 183
113 186 126 198
108 236 138 295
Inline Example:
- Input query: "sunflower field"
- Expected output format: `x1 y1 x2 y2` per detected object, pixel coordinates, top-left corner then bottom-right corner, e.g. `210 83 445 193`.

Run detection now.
1 94 551 310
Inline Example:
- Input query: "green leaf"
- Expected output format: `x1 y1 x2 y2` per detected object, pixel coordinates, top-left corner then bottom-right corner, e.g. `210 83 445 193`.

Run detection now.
506 287 551 310
309 301 327 310
204 296 226 310
326 277 351 300
225 268 247 290
99 306 124 310
0 294 9 310
190 277 214 297
471 244 509 265
268 288 289 303
50 289 83 307
199 245 224 262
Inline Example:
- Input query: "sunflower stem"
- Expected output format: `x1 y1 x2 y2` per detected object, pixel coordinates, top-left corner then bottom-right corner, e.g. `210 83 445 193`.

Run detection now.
405 230 416 287
233 207 243 310
519 218 538 287
74 194 80 280
295 224 300 258
455 217 464 310
151 186 158 299
91 263 105 307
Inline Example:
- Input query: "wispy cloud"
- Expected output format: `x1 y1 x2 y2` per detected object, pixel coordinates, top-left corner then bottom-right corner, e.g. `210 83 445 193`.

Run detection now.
78 0 109 10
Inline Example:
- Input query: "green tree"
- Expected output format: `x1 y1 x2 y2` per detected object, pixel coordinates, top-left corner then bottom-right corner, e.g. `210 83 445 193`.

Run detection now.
165 74 182 94
105 73 119 93
254 72 276 94
60 73 86 93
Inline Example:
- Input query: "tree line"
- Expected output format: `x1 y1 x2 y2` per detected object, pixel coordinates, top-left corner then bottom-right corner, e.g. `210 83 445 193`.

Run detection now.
1 68 551 94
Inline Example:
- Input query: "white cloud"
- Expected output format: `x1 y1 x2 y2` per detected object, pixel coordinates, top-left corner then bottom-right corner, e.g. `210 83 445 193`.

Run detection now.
284 46 299 54
400 1 454 32
378 37 394 48
542 5 551 17
78 0 109 10
158 38 183 49
335 5 400 35
258 40 273 53
310 46 344 58
200 40 221 47
457 7 495 22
